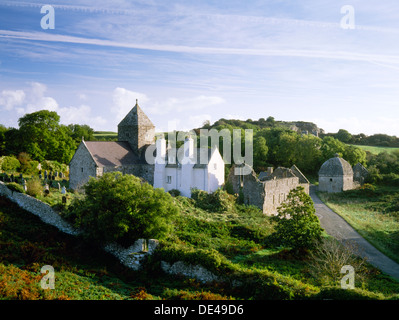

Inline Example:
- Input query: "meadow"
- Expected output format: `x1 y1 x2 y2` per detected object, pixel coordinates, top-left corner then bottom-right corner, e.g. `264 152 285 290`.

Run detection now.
317 185 399 265
349 144 399 155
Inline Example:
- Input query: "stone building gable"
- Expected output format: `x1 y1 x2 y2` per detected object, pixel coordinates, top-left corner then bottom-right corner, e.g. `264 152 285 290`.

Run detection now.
69 141 98 190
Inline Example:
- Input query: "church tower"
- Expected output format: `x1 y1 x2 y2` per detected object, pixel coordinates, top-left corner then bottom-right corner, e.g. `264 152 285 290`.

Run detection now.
117 99 155 156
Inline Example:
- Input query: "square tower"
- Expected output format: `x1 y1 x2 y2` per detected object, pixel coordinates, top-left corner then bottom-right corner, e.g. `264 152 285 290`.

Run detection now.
117 99 155 156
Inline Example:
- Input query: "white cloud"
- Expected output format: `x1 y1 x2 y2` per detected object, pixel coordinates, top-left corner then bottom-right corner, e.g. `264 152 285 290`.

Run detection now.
0 89 25 110
309 116 399 136
148 95 225 115
111 87 149 120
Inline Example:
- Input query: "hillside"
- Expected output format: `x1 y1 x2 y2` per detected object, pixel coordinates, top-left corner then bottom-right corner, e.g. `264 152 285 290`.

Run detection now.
1 187 399 300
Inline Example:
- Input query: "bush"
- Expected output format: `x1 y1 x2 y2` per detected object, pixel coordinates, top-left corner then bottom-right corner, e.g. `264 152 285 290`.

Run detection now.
6 182 25 194
271 186 323 251
307 237 368 287
67 172 179 245
26 178 43 197
191 188 237 212
168 189 181 197
1 156 20 173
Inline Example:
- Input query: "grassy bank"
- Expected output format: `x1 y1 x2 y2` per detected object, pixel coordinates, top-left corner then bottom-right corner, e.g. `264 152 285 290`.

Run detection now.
317 185 399 265
1 187 399 300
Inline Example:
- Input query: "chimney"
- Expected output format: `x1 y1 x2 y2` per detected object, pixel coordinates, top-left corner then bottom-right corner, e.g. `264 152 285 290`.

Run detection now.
155 135 166 164
267 167 274 176
183 137 194 163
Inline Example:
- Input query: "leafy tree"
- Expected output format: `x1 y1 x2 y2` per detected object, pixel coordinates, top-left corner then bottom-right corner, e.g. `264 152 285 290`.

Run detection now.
342 145 367 166
67 124 95 145
253 135 268 171
17 110 76 163
320 136 346 161
0 125 7 156
295 134 323 174
272 186 323 251
335 129 352 143
67 172 179 245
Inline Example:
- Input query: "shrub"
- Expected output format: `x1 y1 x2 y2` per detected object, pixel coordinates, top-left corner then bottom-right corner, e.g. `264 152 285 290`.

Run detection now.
6 182 25 194
307 237 368 287
26 178 43 197
271 186 323 251
1 156 20 173
191 188 237 212
168 189 181 197
67 172 179 245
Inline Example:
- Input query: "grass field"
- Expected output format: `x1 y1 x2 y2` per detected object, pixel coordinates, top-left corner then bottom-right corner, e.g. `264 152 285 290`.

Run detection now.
317 186 399 265
350 144 399 155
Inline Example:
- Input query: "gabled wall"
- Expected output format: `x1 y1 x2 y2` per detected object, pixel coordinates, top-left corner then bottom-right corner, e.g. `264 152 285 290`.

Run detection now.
69 141 97 190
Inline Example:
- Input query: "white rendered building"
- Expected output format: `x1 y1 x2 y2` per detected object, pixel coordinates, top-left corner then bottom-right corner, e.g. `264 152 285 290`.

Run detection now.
153 136 225 197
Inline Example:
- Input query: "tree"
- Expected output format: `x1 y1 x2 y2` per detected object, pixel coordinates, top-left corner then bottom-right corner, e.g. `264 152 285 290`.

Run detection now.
271 186 323 251
67 172 179 245
335 129 352 143
17 110 76 163
0 125 7 156
253 135 268 171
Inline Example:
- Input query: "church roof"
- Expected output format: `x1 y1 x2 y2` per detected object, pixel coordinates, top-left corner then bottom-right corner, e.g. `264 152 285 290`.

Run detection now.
118 100 154 128
319 154 353 176
84 141 144 167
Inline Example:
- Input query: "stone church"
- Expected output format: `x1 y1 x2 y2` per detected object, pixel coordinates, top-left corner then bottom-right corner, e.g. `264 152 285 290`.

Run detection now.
69 100 225 195
69 100 155 190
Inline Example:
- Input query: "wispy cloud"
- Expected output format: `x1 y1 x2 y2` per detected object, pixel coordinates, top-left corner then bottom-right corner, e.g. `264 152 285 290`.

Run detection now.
2 29 399 66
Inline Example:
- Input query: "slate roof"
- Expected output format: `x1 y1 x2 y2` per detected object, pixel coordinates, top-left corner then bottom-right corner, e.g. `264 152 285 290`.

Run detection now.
84 141 144 167
118 101 154 128
319 155 353 176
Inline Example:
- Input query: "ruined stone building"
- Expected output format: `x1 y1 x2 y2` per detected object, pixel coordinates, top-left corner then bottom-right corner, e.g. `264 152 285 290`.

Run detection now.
227 164 310 215
318 154 368 193
69 100 155 190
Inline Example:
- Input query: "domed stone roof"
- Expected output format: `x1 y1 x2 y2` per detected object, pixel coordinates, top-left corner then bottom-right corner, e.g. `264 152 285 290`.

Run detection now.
319 154 353 176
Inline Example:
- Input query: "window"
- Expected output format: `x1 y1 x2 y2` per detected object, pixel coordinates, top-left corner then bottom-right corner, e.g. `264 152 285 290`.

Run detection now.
81 168 84 173
213 163 217 170
167 176 172 184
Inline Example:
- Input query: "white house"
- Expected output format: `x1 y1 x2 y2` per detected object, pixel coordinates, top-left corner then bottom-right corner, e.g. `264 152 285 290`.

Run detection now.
153 136 225 197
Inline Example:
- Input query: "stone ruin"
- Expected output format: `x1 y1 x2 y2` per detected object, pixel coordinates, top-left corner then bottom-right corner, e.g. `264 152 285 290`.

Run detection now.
227 164 310 216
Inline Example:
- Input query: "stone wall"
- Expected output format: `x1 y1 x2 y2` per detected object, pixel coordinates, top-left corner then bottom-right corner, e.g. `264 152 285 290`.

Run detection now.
0 181 79 235
227 164 310 215
0 181 158 271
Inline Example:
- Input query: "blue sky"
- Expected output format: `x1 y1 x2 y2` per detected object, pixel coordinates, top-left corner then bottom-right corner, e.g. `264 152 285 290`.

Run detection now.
1 0 399 135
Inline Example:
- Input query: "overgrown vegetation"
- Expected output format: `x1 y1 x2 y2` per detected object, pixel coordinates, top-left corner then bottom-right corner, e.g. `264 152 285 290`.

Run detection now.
1 181 399 300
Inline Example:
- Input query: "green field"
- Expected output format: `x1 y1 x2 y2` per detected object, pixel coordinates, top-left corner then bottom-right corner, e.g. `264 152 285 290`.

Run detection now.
350 144 399 155
318 186 399 265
